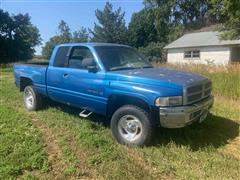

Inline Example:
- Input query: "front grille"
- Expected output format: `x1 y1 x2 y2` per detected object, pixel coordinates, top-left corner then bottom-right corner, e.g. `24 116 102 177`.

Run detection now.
187 84 203 94
187 93 202 102
184 80 212 105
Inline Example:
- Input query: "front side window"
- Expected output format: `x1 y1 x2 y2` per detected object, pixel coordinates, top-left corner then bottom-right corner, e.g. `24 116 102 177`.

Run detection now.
94 46 152 71
184 50 200 59
68 46 95 69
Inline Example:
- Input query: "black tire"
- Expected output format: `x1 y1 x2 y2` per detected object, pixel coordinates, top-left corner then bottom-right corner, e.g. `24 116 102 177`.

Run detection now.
111 105 154 147
23 85 42 111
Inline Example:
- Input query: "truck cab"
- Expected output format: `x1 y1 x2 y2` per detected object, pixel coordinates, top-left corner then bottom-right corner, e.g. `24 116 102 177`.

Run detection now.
13 43 213 146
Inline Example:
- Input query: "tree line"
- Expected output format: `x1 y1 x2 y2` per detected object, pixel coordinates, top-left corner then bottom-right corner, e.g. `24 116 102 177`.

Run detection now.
0 0 239 63
0 10 40 63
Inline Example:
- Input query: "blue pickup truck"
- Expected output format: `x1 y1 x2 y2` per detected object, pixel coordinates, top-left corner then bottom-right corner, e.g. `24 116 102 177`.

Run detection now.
13 43 213 146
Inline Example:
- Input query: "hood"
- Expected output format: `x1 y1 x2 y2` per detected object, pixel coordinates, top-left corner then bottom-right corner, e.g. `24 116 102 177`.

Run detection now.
109 67 207 87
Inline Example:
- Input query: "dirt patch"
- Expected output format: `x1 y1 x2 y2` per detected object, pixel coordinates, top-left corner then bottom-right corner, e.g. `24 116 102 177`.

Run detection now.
14 105 100 179
125 147 156 172
30 116 68 179
64 133 103 179
14 109 69 179
0 75 10 79
219 137 240 160
124 147 174 179
28 115 101 179
0 74 13 81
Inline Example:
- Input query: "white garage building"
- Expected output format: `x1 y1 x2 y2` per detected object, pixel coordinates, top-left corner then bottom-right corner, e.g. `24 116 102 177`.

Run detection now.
164 31 240 64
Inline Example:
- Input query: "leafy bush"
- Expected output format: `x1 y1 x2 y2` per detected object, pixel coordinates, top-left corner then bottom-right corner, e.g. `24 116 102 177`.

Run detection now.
138 42 166 62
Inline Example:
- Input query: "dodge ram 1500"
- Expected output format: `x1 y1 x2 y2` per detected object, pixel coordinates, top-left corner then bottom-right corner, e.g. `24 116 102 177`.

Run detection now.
13 43 213 146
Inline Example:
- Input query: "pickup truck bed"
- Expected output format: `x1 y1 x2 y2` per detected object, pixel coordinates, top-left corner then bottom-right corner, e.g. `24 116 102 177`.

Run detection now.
14 61 48 96
24 60 49 66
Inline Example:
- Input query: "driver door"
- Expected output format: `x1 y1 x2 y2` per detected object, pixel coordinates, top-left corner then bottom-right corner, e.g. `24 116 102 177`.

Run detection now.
58 46 107 115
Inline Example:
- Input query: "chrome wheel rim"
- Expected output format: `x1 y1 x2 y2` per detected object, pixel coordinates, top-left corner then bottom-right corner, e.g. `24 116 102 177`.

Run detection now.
24 88 34 108
118 115 142 142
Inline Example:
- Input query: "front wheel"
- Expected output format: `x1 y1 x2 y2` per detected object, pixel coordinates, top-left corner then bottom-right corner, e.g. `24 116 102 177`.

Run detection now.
110 105 154 147
23 85 42 111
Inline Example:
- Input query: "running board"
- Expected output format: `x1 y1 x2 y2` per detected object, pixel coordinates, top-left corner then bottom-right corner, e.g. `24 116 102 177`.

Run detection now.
79 109 92 118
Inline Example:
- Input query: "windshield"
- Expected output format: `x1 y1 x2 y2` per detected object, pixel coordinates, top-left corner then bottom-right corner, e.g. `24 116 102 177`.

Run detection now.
94 46 153 71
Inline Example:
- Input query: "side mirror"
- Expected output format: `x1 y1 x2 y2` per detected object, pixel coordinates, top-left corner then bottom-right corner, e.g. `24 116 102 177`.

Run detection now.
87 65 98 73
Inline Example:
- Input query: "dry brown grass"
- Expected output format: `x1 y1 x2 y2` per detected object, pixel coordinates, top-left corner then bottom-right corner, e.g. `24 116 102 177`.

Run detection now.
155 62 240 74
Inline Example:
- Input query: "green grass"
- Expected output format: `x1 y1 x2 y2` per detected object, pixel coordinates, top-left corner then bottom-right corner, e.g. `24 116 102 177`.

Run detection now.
0 103 48 179
0 65 239 179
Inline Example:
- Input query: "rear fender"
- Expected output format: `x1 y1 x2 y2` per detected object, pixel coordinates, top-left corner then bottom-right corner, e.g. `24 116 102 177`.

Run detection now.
20 77 33 91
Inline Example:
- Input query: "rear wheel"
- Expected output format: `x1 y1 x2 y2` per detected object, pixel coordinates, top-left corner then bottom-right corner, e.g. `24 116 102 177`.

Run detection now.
111 105 154 147
23 85 42 111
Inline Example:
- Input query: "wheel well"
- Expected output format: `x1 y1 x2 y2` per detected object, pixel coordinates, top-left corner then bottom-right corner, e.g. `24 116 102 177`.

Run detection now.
20 77 33 91
107 95 150 118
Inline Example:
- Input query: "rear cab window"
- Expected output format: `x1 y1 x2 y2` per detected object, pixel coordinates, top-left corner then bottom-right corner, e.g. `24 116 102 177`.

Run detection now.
53 46 70 67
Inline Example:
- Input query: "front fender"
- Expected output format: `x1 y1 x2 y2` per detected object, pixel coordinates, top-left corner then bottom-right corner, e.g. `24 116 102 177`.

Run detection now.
105 81 182 106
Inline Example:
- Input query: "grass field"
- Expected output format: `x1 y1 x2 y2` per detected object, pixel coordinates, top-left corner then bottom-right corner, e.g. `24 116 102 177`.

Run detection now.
0 64 239 179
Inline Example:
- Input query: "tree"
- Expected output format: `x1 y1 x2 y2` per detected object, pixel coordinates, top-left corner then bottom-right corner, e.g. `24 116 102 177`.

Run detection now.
42 20 72 59
138 42 166 61
0 10 41 63
206 0 225 25
220 0 240 40
144 0 209 29
128 0 239 62
128 1 183 61
13 13 41 60
72 27 89 42
128 9 157 48
0 10 12 62
57 20 72 42
90 2 128 44
42 21 90 59
42 35 67 59
143 0 239 40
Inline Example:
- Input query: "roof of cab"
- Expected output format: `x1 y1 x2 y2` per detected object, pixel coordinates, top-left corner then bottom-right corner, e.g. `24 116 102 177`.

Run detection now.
56 42 130 48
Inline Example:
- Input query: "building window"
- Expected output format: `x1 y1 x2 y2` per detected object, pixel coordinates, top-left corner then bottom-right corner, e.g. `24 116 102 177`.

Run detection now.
184 50 200 59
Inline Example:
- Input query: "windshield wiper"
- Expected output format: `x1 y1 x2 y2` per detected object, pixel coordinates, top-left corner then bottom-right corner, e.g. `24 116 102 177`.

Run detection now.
110 65 153 71
110 66 137 71
141 66 153 69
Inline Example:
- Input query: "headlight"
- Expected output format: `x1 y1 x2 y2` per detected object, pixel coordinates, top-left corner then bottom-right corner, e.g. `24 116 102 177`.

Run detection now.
155 96 182 107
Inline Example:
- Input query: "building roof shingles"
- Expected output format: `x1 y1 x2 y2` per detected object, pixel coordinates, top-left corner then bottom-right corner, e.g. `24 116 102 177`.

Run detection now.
164 31 240 49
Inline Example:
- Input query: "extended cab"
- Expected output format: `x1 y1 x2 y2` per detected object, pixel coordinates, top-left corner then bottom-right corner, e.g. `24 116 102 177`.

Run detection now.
13 43 213 146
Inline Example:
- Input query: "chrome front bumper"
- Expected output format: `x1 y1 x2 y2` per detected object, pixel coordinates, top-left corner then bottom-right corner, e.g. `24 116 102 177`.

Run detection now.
159 96 214 128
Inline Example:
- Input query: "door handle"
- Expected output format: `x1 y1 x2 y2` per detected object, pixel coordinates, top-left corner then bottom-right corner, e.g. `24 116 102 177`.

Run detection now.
63 73 69 78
